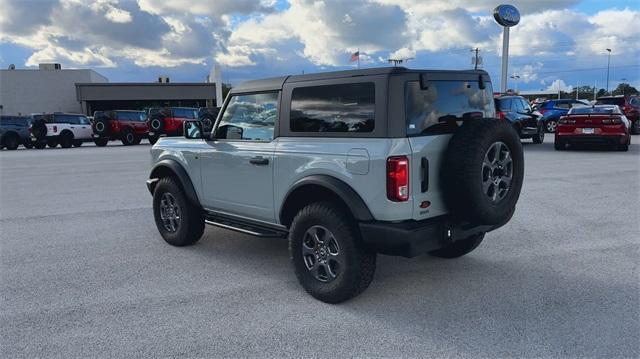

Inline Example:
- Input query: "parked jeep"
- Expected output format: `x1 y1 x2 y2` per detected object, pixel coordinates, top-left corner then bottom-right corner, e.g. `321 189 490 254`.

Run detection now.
92 110 148 146
198 107 221 132
0 115 34 150
30 113 93 148
147 107 199 144
146 68 524 303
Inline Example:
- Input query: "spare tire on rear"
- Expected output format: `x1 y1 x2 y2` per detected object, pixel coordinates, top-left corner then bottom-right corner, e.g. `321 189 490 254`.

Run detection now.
93 115 110 136
149 115 164 133
441 118 524 226
31 119 48 140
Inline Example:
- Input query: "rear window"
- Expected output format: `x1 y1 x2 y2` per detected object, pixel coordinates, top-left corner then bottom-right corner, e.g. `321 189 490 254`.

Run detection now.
290 82 375 133
406 80 494 136
596 98 624 106
116 111 147 122
172 108 198 119
569 106 620 115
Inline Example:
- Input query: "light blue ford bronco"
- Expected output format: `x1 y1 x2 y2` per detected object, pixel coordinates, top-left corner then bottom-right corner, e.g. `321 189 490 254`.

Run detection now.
146 67 524 303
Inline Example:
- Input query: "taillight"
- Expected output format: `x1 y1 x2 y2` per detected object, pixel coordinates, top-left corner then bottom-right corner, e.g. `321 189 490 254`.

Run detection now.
53 125 57 133
387 156 409 202
558 116 575 124
497 111 506 120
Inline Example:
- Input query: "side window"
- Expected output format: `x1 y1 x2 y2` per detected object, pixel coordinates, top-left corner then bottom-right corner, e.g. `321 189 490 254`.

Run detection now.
555 102 571 109
290 82 375 133
497 98 512 111
216 92 278 141
513 99 524 112
520 99 531 112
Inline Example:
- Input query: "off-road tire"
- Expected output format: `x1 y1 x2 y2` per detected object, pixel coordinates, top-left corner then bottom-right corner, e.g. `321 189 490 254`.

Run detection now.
554 139 565 151
59 132 73 148
47 139 58 148
2 133 19 150
441 119 524 226
34 141 46 149
429 233 485 258
23 142 33 149
201 116 215 132
73 140 83 147
149 116 164 133
289 201 376 303
93 116 110 136
121 129 135 146
153 177 204 247
31 119 47 140
94 138 108 147
532 125 545 144
132 136 142 145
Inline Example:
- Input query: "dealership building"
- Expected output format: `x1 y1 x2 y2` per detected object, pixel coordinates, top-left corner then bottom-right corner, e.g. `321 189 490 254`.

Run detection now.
0 63 219 116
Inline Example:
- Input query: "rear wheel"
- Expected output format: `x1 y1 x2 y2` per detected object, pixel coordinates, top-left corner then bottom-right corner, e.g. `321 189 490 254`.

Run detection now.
152 177 204 246
554 139 565 151
132 135 142 145
34 141 46 149
59 132 73 148
121 129 135 146
73 140 83 147
289 202 376 303
47 139 58 148
148 134 159 145
94 138 108 147
429 233 485 258
618 136 630 151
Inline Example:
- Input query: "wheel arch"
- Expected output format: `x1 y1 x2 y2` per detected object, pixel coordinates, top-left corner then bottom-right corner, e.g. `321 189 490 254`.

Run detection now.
59 129 74 139
279 175 373 227
149 159 201 208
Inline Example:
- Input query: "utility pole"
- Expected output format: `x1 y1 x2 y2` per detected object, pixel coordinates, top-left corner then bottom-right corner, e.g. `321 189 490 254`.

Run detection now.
472 48 480 70
606 48 611 95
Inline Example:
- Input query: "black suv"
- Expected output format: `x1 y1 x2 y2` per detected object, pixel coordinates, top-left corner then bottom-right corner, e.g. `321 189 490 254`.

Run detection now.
495 95 545 143
0 115 34 150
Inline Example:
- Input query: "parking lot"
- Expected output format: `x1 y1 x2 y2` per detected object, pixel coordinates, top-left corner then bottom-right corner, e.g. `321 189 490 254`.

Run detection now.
1 140 638 357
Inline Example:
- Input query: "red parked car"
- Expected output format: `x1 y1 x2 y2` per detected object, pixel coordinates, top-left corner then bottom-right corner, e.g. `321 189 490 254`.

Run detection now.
596 95 640 134
555 105 631 151
92 110 149 146
147 107 199 144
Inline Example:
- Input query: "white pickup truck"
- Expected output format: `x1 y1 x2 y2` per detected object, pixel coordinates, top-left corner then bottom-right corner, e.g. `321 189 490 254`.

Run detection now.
31 113 94 148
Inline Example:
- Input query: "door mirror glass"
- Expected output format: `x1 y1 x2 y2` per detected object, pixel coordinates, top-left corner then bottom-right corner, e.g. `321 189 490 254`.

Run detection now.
216 124 243 139
184 120 203 139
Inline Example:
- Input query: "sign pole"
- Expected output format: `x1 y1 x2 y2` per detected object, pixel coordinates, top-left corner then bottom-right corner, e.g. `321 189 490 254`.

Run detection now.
500 26 509 94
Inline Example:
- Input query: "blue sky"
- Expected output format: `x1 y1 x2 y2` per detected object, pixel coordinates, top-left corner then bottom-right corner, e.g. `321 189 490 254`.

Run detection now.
1 0 638 93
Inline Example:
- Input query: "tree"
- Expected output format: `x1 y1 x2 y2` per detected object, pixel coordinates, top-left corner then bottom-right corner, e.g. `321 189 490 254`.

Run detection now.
596 89 607 98
612 83 639 96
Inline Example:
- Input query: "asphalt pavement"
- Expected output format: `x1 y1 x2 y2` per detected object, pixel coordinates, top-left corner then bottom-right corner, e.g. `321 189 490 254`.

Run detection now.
1 139 639 358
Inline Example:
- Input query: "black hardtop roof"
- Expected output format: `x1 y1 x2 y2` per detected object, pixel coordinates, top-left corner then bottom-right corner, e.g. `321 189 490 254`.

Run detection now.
230 67 490 94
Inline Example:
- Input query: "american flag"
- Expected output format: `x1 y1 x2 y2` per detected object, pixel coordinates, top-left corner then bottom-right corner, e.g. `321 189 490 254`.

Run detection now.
350 51 360 62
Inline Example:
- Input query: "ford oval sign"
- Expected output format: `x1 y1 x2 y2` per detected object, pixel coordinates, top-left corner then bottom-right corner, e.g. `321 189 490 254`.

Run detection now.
493 4 520 27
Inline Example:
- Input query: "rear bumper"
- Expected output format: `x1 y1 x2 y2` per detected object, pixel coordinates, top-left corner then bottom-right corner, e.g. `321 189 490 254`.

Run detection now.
556 134 627 145
359 216 497 258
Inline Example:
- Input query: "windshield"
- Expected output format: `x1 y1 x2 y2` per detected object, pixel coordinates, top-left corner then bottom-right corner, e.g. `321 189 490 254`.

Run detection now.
405 80 495 136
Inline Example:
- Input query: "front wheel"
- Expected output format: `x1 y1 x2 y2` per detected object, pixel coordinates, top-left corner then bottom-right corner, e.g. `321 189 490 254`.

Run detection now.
554 139 565 151
73 140 83 147
121 130 135 146
153 177 204 246
429 233 484 258
545 120 557 133
34 141 46 149
289 202 376 303
47 139 58 148
532 125 545 144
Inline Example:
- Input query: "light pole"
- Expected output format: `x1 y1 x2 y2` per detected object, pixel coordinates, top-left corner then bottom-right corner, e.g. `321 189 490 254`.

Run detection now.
510 75 520 93
606 48 611 95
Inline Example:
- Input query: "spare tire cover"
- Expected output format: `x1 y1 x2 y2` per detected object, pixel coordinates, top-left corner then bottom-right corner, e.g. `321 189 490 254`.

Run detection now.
441 118 524 226
94 116 110 135
31 119 48 140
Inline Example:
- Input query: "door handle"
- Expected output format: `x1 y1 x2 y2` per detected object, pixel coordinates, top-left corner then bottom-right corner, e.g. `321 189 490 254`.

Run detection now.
249 156 269 166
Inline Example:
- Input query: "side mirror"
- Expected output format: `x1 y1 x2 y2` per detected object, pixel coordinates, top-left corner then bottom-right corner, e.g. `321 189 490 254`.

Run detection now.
184 120 203 139
419 73 429 90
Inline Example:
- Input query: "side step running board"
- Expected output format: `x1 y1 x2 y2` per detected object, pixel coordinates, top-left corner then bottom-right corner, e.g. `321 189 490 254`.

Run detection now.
204 213 288 238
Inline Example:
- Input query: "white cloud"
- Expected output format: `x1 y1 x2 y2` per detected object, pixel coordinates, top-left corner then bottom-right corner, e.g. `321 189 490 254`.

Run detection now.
546 79 573 92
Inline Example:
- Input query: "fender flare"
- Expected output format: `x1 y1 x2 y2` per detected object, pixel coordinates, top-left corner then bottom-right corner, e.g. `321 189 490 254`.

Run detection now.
280 175 373 223
148 159 200 208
